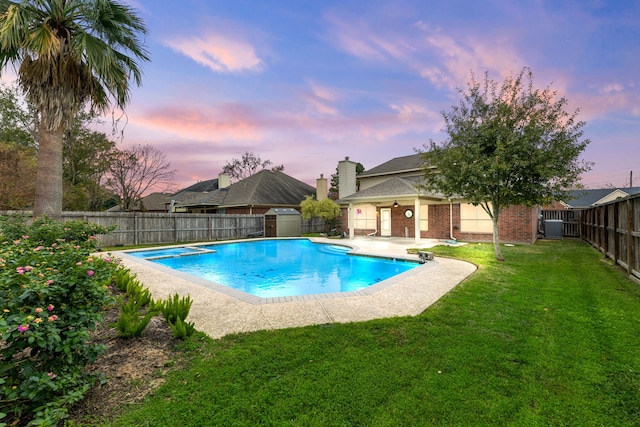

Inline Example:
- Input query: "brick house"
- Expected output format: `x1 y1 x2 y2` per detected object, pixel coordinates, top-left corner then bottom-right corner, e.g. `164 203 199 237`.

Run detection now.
336 154 539 245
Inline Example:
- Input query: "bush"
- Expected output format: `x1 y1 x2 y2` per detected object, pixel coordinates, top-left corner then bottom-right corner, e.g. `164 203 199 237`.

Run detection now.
0 216 120 426
113 270 160 338
160 294 192 325
160 294 195 340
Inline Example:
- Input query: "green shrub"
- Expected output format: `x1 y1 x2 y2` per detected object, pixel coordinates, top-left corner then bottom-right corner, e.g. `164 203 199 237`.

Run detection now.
168 316 196 340
160 294 193 325
0 217 119 426
115 302 158 338
113 268 135 292
114 274 159 338
160 294 195 340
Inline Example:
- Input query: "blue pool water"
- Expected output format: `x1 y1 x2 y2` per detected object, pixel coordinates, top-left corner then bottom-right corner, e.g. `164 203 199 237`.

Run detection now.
128 239 418 298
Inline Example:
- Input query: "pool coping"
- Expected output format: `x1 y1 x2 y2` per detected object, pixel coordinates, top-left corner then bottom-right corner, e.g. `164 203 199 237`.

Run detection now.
112 237 477 339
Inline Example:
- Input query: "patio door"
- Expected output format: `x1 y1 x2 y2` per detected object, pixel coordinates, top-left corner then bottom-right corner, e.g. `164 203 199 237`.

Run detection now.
380 208 391 236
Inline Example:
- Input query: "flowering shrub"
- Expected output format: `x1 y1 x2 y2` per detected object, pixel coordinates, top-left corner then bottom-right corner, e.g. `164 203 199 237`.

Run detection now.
0 217 120 426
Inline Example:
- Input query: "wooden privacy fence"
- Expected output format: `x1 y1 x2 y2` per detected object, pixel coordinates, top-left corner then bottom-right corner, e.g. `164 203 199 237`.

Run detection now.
1 211 264 247
1 211 326 247
581 193 640 283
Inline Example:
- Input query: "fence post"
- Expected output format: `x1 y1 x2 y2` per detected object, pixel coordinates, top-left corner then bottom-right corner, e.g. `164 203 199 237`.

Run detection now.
628 200 634 276
607 203 621 265
174 215 178 243
134 214 139 246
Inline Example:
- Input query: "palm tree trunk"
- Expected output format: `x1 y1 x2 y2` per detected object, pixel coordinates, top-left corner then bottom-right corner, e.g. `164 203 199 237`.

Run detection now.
33 124 64 219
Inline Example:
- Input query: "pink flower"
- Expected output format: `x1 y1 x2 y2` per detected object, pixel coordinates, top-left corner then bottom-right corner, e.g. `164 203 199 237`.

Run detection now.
16 267 25 274
48 315 58 322
47 304 54 311
46 280 54 285
34 246 45 251
17 324 29 333
35 307 43 313
48 372 57 379
87 270 95 277
22 235 29 239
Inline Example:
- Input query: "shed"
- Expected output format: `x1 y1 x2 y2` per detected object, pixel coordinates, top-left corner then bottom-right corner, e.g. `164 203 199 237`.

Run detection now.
264 208 301 237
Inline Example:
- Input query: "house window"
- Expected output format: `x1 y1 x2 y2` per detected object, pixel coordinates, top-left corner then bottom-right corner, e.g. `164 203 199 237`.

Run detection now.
420 205 428 231
460 203 493 233
353 204 377 230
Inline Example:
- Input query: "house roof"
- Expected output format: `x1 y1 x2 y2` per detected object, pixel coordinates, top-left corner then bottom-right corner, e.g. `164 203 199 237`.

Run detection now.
174 178 220 195
220 170 315 207
359 153 424 178
564 187 640 208
339 175 446 202
173 170 315 209
107 192 172 212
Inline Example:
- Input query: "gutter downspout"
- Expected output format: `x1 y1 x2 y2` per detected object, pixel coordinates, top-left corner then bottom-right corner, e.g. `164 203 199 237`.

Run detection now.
449 200 457 242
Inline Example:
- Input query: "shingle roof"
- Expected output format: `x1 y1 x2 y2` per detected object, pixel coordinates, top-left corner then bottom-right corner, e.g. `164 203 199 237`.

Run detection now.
221 170 315 207
174 178 219 195
359 153 424 177
565 187 640 208
173 170 315 208
339 176 446 202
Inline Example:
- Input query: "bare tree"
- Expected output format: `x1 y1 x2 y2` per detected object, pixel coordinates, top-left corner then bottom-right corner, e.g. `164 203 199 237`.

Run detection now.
222 151 284 182
105 144 175 211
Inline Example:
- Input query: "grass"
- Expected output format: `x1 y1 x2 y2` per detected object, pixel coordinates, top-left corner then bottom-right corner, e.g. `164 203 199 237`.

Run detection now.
107 240 640 426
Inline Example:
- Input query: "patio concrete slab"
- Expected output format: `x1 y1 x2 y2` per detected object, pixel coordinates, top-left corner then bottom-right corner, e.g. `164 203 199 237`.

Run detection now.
113 237 476 339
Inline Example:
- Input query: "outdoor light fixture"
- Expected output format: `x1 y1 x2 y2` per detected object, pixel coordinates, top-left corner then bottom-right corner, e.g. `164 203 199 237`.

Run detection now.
393 200 399 208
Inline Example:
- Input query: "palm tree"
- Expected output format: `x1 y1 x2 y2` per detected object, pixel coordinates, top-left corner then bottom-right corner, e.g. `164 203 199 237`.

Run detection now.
0 0 149 218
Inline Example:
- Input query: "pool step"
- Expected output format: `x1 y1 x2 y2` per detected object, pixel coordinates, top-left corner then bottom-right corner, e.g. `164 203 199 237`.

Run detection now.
320 245 351 255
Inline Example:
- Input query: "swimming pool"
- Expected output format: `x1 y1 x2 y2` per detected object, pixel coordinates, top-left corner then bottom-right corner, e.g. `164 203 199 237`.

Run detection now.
126 239 419 298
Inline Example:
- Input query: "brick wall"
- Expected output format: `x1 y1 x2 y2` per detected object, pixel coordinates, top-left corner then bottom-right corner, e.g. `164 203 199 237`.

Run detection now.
340 203 538 244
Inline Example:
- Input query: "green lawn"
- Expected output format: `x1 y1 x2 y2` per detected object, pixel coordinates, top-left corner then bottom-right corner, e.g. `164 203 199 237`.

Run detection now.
108 240 640 426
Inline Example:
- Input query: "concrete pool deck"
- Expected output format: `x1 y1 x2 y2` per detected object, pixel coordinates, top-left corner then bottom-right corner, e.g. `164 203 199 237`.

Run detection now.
114 237 477 339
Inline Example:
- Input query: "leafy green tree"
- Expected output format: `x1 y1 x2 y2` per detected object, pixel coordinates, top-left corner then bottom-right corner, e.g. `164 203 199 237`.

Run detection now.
63 112 117 210
223 151 284 183
421 68 591 261
0 0 149 219
300 195 342 234
0 83 37 148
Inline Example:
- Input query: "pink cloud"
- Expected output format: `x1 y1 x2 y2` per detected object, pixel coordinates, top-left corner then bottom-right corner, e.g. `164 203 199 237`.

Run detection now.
164 33 264 73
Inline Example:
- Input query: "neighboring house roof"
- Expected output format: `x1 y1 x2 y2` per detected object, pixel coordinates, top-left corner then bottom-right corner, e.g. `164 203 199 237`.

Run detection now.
220 170 315 207
107 192 172 212
174 178 220 194
138 192 173 211
173 170 314 209
358 153 424 178
564 187 640 208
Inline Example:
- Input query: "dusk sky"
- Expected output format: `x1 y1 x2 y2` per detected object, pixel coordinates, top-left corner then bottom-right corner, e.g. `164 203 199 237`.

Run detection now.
109 0 638 192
